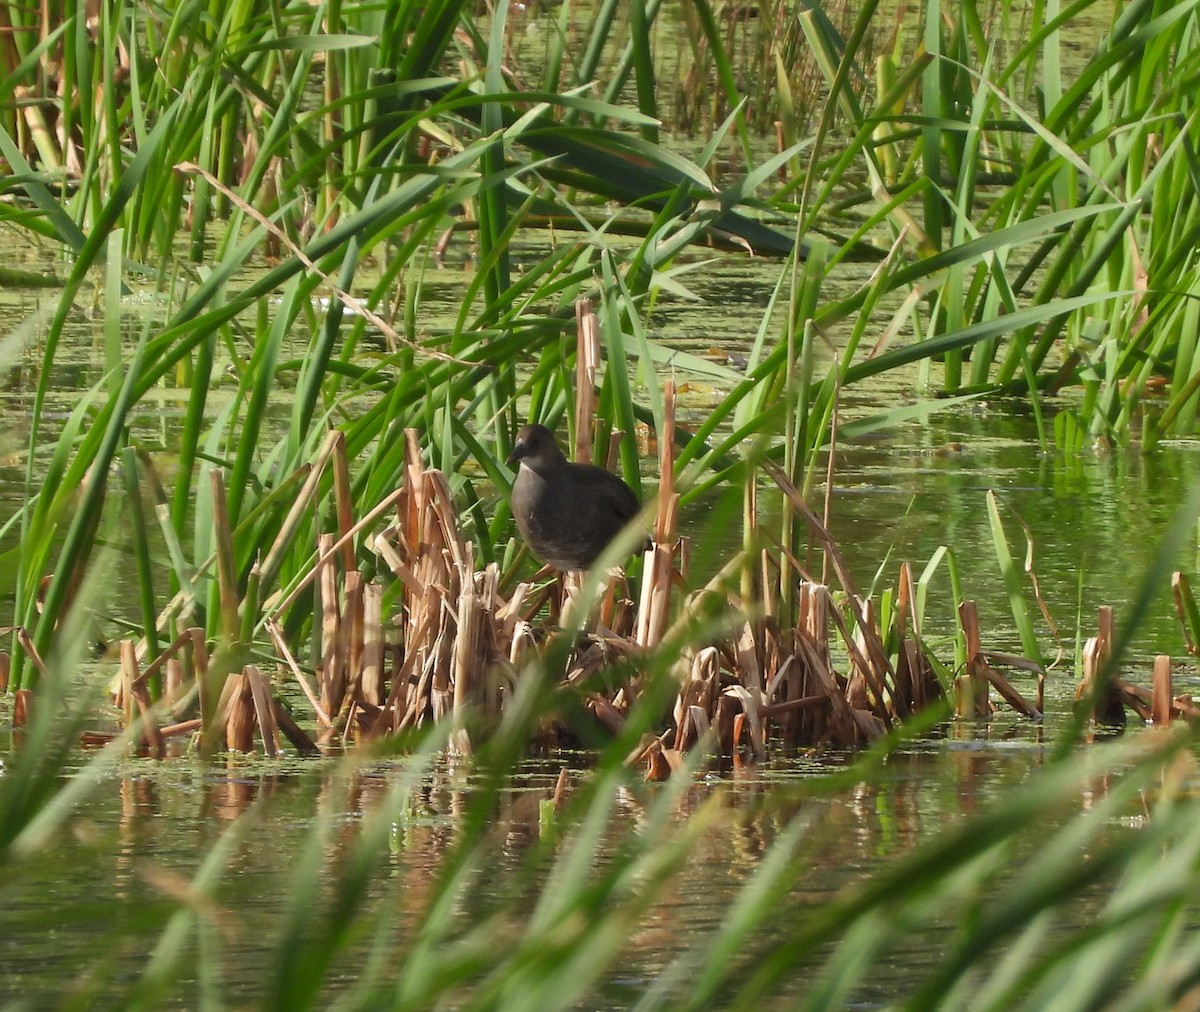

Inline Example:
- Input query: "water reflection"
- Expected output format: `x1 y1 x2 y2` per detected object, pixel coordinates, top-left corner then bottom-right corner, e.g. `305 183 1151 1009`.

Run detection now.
0 700 1163 1009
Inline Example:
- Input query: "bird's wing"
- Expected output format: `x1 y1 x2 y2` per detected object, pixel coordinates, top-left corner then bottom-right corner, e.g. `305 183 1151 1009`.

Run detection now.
574 465 640 521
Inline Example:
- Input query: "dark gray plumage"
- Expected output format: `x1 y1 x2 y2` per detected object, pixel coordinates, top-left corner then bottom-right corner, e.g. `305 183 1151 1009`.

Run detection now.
507 423 642 572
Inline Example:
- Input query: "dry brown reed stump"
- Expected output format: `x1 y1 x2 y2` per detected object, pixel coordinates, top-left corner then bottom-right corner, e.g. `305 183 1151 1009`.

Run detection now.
4 448 1028 770
1074 602 1200 730
10 333 1145 768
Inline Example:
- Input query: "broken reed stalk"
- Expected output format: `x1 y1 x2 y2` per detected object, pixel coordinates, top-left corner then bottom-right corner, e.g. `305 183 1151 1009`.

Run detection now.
223 672 255 753
451 545 478 756
1152 655 1172 726
1076 605 1126 728
636 380 678 649
361 583 384 706
891 562 951 718
954 601 1045 720
956 602 991 718
575 298 600 464
245 665 281 757
121 640 164 758
317 531 345 722
11 627 48 683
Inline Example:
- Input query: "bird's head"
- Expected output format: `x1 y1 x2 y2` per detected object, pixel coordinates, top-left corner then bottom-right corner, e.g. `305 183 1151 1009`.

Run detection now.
506 423 564 471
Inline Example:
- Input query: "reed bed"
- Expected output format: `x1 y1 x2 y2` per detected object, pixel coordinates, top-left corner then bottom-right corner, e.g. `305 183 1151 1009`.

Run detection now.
8 306 1198 769
68 443 1031 769
1 369 1052 768
24 449 1194 767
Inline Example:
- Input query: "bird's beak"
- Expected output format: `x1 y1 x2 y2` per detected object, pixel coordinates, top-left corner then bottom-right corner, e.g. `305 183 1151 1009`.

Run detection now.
505 440 528 467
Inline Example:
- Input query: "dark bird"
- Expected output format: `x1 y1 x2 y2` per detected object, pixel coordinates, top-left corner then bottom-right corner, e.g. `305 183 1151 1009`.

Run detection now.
507 423 643 572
